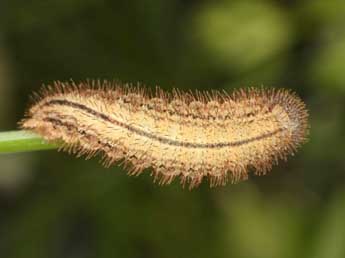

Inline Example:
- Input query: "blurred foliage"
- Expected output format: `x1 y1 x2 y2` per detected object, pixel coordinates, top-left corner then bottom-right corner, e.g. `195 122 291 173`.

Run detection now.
309 34 345 93
193 1 292 73
1 0 345 258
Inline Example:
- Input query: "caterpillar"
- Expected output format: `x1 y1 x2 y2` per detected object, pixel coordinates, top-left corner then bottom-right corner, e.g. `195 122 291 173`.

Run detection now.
20 81 309 189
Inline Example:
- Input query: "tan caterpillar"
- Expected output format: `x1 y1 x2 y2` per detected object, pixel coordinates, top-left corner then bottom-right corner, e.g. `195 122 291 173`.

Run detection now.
20 81 309 189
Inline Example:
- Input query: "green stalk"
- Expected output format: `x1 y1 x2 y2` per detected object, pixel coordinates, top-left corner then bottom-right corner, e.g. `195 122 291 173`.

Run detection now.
0 130 58 154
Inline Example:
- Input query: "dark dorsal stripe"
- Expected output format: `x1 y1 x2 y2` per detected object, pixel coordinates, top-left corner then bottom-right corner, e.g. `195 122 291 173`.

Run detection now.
42 99 285 149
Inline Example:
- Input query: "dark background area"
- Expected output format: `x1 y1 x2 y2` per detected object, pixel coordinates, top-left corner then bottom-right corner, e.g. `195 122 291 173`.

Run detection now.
1 1 345 258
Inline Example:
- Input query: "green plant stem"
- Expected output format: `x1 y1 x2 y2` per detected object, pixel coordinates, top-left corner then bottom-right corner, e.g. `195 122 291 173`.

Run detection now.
0 130 58 154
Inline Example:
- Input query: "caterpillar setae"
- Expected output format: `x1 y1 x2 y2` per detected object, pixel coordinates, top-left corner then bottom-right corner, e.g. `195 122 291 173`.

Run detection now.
20 81 309 189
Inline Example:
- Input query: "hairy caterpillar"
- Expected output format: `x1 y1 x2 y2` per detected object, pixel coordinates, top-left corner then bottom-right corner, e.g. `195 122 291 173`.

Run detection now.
20 81 309 189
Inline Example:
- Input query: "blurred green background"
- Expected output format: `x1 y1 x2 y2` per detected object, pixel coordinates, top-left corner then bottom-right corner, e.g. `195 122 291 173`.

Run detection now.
1 0 345 257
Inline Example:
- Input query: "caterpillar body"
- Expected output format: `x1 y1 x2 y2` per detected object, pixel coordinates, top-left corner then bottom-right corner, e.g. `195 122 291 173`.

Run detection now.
20 81 309 189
